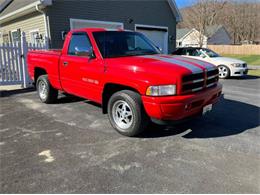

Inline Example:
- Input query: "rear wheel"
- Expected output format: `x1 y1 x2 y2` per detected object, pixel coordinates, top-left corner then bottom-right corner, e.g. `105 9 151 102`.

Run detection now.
218 65 230 79
36 75 58 103
108 90 149 137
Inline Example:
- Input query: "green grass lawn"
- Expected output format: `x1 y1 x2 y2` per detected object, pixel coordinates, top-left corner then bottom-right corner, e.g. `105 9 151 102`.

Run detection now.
248 69 260 77
222 54 260 65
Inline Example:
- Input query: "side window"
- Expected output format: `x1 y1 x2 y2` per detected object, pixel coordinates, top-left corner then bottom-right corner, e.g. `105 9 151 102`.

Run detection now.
173 49 183 55
68 34 92 56
190 49 202 56
185 48 198 56
181 48 188 55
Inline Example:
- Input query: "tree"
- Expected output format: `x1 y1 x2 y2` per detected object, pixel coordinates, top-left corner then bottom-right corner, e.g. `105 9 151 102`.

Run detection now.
179 0 227 47
179 0 260 45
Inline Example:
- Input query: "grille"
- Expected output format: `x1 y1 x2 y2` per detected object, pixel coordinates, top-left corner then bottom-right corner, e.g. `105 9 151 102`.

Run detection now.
181 69 219 94
206 69 219 88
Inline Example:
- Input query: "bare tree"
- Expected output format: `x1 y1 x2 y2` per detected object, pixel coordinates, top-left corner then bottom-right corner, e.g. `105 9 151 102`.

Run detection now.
179 0 260 45
179 0 227 47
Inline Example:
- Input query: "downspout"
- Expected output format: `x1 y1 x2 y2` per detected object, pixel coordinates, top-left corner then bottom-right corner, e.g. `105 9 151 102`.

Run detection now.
36 4 51 48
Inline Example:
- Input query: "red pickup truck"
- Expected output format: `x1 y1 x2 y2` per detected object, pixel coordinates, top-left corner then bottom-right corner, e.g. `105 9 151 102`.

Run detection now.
28 28 222 136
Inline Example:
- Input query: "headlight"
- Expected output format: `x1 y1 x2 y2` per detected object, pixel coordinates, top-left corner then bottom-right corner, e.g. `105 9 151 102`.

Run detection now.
231 63 242 67
146 85 176 96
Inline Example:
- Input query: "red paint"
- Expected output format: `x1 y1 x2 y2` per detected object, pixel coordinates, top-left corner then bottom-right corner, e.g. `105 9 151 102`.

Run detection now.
27 28 222 121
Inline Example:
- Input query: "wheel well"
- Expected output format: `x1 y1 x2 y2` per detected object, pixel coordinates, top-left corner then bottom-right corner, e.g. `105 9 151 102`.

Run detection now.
102 83 140 114
34 67 47 83
218 64 228 68
218 64 230 71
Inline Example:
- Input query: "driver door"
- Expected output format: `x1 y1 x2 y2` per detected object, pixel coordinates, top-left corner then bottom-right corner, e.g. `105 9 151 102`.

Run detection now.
59 32 104 102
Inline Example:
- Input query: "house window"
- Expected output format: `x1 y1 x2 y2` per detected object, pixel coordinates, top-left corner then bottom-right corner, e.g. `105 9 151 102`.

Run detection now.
30 30 40 44
3 34 9 43
11 29 21 43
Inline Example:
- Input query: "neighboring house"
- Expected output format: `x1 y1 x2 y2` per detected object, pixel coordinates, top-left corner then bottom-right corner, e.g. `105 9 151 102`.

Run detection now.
176 25 232 47
176 28 207 48
206 25 232 45
0 0 182 53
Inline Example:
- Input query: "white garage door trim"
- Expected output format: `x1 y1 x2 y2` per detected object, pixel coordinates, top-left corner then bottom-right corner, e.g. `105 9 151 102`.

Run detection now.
70 18 124 30
135 24 168 54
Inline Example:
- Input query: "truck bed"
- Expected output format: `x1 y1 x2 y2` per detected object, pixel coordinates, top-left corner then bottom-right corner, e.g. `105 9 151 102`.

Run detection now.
27 49 63 90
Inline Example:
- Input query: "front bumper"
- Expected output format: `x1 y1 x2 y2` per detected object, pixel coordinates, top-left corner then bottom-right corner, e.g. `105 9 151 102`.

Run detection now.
231 67 248 76
142 83 222 121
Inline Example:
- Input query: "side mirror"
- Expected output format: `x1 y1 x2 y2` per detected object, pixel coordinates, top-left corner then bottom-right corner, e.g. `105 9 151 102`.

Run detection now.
75 47 95 58
156 46 163 53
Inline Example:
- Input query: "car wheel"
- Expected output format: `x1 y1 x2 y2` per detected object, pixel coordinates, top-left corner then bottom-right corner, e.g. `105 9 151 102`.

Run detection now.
108 90 149 137
218 65 230 79
36 75 58 103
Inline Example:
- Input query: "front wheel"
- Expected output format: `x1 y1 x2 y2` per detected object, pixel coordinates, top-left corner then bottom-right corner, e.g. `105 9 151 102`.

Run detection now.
107 90 149 137
218 65 230 79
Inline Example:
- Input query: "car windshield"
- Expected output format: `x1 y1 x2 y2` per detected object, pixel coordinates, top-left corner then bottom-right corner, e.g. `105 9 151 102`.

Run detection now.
201 48 220 58
93 31 160 58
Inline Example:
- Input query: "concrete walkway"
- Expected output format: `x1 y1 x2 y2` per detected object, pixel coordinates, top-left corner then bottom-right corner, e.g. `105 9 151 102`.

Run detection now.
0 85 22 91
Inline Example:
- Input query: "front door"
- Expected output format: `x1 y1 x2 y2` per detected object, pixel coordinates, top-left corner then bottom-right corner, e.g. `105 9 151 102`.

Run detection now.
59 32 104 103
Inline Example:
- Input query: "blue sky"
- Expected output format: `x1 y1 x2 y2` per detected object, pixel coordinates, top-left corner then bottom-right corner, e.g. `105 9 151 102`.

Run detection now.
175 0 260 8
175 0 195 8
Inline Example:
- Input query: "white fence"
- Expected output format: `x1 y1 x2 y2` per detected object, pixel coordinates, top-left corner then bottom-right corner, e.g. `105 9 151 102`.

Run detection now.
0 32 48 88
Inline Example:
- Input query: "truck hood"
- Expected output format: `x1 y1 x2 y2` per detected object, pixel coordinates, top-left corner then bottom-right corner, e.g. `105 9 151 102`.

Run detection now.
106 55 216 80
212 57 246 64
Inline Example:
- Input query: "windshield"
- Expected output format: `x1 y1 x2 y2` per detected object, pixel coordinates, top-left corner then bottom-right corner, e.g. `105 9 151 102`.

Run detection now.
201 48 220 58
93 31 160 58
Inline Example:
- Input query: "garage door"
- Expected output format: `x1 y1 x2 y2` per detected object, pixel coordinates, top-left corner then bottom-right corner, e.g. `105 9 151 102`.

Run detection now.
70 19 123 30
136 25 168 54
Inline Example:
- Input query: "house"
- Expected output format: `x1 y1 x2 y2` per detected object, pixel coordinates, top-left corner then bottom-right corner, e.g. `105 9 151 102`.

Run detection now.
176 28 207 48
0 0 182 54
176 25 232 48
205 25 232 45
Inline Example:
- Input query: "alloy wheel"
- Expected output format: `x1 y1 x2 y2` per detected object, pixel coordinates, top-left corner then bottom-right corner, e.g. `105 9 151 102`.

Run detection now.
38 80 48 100
112 100 133 130
219 66 228 78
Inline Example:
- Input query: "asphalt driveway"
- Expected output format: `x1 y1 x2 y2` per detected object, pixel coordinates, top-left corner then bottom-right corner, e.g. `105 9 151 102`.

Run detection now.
0 76 260 193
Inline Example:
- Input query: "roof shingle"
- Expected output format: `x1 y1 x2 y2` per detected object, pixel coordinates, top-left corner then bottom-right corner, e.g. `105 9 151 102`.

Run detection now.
177 25 225 40
176 28 191 39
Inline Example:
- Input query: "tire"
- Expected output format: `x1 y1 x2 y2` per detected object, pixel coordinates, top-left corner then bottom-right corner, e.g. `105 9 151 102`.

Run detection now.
36 75 58 104
218 65 230 79
107 90 149 137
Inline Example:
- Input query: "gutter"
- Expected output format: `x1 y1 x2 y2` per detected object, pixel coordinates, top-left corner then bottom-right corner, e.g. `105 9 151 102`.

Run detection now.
0 0 52 24
0 0 12 13
168 0 183 23
35 3 51 48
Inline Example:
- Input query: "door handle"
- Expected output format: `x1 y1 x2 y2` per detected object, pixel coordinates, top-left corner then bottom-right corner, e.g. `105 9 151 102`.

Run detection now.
63 61 69 66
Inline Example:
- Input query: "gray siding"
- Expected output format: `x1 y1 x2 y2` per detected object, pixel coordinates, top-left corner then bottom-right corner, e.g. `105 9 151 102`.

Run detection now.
208 27 232 45
46 0 177 53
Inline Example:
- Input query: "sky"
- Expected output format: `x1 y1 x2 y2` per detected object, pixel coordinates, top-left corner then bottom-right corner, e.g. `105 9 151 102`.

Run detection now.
175 0 195 8
175 0 260 8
